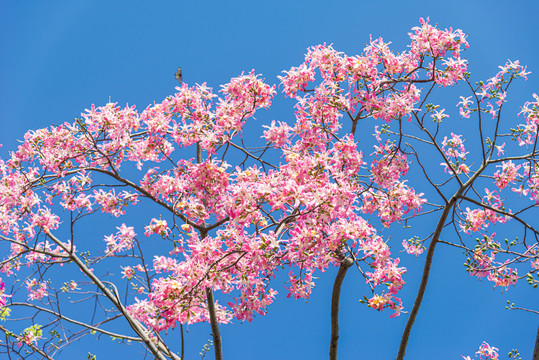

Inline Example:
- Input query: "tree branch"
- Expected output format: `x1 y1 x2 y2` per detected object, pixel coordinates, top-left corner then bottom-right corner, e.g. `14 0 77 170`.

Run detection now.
533 325 539 360
329 257 353 360
206 288 223 360
397 168 485 360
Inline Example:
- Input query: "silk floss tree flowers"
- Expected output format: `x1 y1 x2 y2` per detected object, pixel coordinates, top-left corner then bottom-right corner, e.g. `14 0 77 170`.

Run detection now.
0 18 537 360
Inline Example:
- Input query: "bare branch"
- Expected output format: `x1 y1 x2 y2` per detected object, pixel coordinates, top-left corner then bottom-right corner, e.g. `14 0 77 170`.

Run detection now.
206 288 223 360
329 256 354 360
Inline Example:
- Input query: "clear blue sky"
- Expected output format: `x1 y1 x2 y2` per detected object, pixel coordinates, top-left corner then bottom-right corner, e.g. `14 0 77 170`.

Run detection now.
1 1 538 359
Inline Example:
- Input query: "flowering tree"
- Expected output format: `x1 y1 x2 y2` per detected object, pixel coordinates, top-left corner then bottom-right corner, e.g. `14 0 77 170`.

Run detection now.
0 18 537 359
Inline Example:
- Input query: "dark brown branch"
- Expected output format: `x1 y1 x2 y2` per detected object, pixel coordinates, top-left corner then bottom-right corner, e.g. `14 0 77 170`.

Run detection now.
227 141 277 169
206 288 223 360
180 323 185 360
198 223 223 360
533 326 539 360
397 168 485 360
534 325 539 360
396 208 449 359
329 257 354 360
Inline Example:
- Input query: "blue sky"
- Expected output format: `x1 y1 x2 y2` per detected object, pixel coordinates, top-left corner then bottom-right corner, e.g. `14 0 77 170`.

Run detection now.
1 1 538 359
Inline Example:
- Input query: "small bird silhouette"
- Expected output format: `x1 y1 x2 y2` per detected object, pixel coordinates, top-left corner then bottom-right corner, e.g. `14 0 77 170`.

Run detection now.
174 66 182 84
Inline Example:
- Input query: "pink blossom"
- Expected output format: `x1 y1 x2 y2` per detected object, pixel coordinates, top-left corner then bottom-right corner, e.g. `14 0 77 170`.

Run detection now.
26 278 48 301
18 325 43 347
144 218 169 237
104 224 136 254
0 278 11 306
462 341 500 360
477 342 499 360
457 96 474 118
493 161 521 189
262 120 294 147
121 266 135 279
68 281 79 291
402 238 425 256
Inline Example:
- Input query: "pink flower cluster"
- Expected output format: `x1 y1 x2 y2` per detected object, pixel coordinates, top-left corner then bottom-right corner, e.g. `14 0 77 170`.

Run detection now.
517 93 539 146
94 189 139 217
362 137 425 227
461 190 509 234
168 72 276 152
144 218 169 237
104 224 136 254
402 237 425 256
457 96 474 118
489 160 539 203
0 278 10 306
474 60 530 121
462 341 500 360
26 278 48 301
121 266 135 279
361 235 406 317
278 17 468 128
370 140 409 188
262 120 293 148
465 233 518 289
440 133 469 175
18 325 43 347
493 161 521 189
362 181 426 227
409 18 468 60
525 164 539 202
